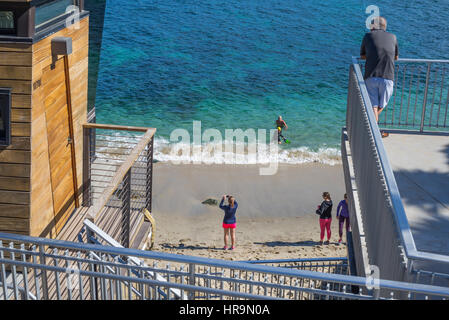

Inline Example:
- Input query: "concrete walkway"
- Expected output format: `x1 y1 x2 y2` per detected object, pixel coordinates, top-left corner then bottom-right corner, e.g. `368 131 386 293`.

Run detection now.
382 131 449 256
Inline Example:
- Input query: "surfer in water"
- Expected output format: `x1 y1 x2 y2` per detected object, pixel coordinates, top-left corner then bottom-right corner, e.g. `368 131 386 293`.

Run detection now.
275 116 288 144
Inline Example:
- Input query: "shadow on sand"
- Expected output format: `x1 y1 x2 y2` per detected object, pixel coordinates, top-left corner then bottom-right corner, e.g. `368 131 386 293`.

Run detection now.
159 243 217 251
254 240 323 247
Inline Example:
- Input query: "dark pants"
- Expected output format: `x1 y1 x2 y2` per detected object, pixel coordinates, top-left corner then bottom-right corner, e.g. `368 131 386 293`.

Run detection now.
338 216 350 239
277 131 285 143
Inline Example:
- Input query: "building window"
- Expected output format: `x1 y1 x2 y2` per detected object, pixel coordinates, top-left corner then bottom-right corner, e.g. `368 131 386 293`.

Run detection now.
35 0 76 29
0 11 15 34
0 88 11 147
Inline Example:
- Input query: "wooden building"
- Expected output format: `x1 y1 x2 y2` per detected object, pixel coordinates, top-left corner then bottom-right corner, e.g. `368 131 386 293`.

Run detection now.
0 0 89 238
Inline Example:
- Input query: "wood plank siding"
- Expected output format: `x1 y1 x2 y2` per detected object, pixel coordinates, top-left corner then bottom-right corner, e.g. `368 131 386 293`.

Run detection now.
0 15 89 238
0 41 32 235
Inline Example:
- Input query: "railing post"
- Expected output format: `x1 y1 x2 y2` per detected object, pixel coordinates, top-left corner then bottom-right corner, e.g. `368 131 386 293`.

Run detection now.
188 263 195 300
85 228 100 300
0 241 8 299
121 169 131 248
146 136 154 213
38 244 49 300
82 126 92 207
87 107 96 161
420 63 432 132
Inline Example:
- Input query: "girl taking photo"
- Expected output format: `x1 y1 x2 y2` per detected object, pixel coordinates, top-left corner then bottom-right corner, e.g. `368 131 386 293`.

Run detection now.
219 195 238 250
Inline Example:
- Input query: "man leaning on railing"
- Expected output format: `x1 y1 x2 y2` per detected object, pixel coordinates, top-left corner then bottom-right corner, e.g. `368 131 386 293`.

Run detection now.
360 16 399 138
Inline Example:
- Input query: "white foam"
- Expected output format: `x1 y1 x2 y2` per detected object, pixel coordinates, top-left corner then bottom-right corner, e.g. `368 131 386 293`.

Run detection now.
153 136 341 165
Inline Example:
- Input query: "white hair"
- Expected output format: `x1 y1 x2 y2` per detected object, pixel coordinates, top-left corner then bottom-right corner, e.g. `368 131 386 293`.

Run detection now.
371 16 387 31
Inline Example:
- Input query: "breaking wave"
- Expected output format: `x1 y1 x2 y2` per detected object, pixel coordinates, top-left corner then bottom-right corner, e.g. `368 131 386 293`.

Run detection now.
153 137 341 165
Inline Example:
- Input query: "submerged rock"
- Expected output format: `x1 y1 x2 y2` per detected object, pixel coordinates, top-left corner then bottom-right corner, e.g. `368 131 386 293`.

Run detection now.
202 198 218 206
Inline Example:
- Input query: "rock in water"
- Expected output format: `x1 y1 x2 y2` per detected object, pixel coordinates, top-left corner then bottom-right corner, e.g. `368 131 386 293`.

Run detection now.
202 198 218 206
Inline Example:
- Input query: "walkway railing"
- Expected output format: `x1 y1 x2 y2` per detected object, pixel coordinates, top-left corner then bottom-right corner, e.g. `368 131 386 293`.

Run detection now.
363 59 449 132
1 232 449 300
82 123 156 248
345 57 449 291
240 257 348 272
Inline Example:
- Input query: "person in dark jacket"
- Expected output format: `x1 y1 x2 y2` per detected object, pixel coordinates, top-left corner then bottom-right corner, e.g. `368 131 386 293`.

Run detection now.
316 192 333 245
219 195 238 250
336 194 350 244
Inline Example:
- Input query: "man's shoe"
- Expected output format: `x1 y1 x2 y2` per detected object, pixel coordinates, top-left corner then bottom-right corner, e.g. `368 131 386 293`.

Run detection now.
381 131 389 138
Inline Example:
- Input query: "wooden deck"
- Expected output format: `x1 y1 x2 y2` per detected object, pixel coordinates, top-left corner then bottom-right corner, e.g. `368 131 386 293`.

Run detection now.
8 204 151 300
3 123 155 299
56 206 90 242
56 205 149 248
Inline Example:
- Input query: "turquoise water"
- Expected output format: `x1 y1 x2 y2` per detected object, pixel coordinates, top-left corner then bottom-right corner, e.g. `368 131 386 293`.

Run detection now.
95 0 449 164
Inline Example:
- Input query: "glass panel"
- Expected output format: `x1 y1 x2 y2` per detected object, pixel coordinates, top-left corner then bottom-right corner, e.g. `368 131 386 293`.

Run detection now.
0 11 14 29
0 91 8 144
84 0 106 111
35 0 75 27
0 108 4 131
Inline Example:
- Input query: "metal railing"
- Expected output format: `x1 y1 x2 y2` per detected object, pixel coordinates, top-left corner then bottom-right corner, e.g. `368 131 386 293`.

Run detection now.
361 58 449 132
240 257 348 272
239 257 351 300
345 57 449 292
82 123 156 248
1 232 449 300
82 219 185 300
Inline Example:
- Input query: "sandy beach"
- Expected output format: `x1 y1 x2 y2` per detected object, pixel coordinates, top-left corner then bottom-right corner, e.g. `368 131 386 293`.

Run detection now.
150 162 348 261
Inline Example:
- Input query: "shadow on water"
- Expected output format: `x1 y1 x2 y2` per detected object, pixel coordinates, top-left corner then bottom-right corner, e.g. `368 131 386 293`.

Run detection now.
392 142 449 256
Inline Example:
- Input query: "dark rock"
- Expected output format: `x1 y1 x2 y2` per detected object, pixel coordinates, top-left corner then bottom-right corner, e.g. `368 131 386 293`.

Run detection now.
202 198 218 206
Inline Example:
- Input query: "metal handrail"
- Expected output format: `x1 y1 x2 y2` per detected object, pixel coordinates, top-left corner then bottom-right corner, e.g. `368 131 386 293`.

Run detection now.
83 219 185 299
82 123 156 223
1 231 449 299
351 57 449 267
355 57 449 131
356 57 449 66
397 58 449 64
352 56 417 256
0 258 282 300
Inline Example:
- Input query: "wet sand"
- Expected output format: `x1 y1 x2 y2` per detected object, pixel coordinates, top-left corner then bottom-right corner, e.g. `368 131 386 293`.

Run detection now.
151 163 348 261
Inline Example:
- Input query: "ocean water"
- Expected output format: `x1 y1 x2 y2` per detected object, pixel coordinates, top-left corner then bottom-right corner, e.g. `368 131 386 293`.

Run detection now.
95 0 449 164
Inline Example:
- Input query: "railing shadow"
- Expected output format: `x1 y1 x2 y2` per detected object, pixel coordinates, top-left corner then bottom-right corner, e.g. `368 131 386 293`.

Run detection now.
390 141 449 257
253 240 321 247
159 243 215 251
